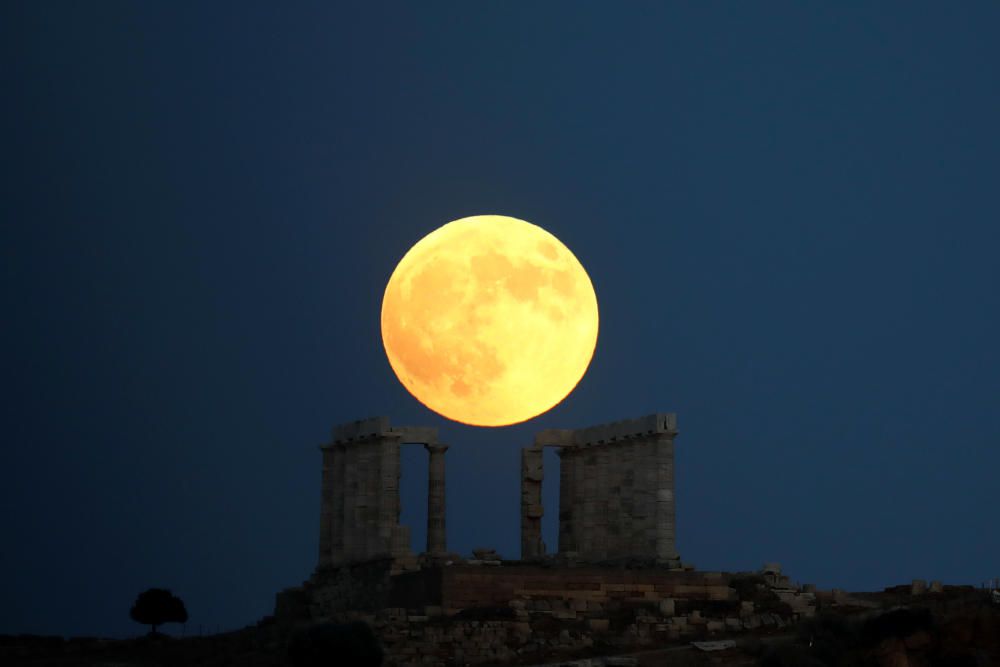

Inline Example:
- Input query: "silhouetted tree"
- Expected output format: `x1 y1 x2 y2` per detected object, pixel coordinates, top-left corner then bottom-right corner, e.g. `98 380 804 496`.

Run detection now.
288 621 383 667
129 588 188 635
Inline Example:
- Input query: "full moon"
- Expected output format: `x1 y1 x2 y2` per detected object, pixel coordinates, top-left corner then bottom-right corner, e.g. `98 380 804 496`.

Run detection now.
381 215 599 427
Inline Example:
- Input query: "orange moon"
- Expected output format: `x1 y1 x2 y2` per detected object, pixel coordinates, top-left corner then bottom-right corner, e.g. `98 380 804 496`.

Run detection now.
381 215 599 427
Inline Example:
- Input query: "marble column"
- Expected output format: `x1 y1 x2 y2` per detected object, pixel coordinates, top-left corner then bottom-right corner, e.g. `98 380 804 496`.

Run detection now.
579 449 597 559
341 444 359 561
425 443 448 554
520 446 544 559
330 444 346 564
632 438 651 555
653 432 678 563
605 442 623 559
571 450 585 556
557 447 576 553
359 441 379 558
594 445 611 561
378 436 402 558
620 440 638 557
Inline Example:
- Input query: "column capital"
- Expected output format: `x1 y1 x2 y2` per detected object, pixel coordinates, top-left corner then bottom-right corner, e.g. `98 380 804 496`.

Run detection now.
424 442 449 453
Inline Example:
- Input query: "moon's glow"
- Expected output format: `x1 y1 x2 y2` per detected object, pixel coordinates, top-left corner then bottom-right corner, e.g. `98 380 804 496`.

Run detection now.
381 215 599 427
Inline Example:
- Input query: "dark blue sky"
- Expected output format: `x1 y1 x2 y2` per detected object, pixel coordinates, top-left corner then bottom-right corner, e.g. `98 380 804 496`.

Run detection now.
3 2 999 638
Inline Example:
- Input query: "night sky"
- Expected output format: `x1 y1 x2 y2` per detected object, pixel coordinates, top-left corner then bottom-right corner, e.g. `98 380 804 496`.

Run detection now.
4 2 999 639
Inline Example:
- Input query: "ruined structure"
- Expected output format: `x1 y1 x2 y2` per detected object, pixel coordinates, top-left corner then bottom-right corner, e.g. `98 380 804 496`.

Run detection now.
521 413 679 566
317 417 448 570
315 413 680 568
276 413 819 666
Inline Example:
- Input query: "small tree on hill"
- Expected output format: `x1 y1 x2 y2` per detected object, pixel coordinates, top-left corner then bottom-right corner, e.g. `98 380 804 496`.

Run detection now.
130 588 188 635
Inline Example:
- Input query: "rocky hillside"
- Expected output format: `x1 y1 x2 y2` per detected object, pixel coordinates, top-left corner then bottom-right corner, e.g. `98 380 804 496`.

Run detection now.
2 586 998 666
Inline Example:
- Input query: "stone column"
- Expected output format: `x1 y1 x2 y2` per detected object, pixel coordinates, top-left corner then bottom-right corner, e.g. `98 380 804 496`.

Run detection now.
359 441 380 559
571 450 586 557
520 446 544 559
636 437 656 555
620 440 638 557
653 431 678 564
593 445 611 561
318 445 334 568
377 436 402 558
425 443 448 554
557 447 576 553
605 442 623 560
341 444 359 561
577 448 597 559
330 444 346 564
348 441 374 561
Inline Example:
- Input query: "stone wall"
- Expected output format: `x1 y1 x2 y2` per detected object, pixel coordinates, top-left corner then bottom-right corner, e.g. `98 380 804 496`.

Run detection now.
311 564 815 666
438 566 734 613
278 563 818 666
366 605 796 667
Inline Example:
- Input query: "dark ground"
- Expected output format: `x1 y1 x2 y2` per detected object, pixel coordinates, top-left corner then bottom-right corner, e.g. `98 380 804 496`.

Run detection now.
3 588 999 666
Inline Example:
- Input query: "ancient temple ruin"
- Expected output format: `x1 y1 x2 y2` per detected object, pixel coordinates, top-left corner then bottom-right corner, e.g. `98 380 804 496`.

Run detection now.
521 413 679 566
314 413 679 568
317 417 448 569
278 412 821 666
